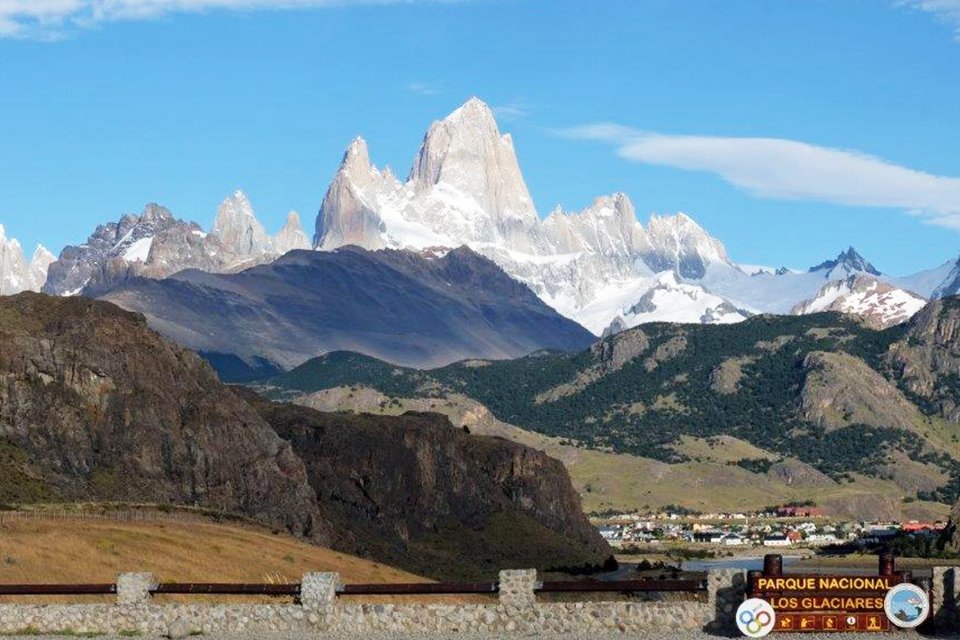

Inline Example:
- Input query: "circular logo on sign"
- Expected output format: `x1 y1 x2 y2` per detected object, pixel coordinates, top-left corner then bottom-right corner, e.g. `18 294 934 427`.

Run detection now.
736 598 776 638
884 583 930 628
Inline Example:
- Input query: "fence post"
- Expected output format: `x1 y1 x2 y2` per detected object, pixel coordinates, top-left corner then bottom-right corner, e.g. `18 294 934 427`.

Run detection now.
498 569 537 610
705 569 746 635
116 573 157 606
933 566 959 632
300 572 341 612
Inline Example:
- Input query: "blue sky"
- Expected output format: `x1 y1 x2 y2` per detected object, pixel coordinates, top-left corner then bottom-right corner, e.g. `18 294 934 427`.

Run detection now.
1 0 959 275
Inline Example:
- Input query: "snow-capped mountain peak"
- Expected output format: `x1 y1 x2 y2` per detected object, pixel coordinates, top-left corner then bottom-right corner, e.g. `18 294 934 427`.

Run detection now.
595 270 748 335
644 212 733 279
792 274 926 329
408 96 539 232
312 97 750 333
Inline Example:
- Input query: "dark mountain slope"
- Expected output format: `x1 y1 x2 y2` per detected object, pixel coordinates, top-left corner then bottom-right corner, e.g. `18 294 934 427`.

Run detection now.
0 293 324 539
238 389 611 580
97 246 594 375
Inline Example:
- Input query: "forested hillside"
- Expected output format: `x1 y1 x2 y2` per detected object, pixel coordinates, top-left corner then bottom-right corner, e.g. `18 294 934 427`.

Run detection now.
262 300 960 507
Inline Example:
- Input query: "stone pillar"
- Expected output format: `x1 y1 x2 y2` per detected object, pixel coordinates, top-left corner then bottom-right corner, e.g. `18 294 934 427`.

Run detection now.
300 572 341 611
498 569 537 609
706 568 746 635
933 566 959 632
116 572 157 606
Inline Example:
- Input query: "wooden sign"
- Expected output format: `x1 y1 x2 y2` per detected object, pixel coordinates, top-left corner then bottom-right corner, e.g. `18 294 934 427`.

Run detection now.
747 553 907 633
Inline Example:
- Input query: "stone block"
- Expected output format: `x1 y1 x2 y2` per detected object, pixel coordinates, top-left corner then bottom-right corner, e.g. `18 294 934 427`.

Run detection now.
498 569 537 609
301 572 341 611
116 572 157 606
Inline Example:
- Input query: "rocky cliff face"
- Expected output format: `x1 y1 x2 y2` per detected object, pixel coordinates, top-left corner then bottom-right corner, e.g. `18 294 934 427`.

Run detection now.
887 297 960 421
239 390 611 580
800 351 921 431
0 293 609 579
0 293 325 540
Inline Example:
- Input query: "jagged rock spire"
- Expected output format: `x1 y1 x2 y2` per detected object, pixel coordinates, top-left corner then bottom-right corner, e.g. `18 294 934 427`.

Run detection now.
212 190 272 256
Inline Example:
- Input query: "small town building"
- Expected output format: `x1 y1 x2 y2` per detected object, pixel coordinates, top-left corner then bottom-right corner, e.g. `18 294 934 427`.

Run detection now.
720 533 745 546
763 533 791 547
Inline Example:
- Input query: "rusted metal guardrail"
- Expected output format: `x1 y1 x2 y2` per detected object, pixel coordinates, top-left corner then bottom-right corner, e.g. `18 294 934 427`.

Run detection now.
0 577 707 597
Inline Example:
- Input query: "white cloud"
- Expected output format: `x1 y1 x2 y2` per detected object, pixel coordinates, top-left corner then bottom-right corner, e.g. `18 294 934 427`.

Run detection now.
563 124 960 228
406 81 443 96
0 0 468 38
898 0 960 39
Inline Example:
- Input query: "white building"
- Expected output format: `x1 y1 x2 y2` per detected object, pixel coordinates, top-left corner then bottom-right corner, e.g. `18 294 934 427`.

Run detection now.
763 534 791 547
721 534 745 546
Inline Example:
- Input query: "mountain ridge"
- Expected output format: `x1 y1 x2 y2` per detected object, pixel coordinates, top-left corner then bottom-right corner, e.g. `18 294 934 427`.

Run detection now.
257 296 960 513
97 245 595 371
4 97 958 336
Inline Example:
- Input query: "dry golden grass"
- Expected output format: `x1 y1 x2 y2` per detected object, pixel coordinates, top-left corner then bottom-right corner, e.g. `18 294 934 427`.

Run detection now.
0 517 482 604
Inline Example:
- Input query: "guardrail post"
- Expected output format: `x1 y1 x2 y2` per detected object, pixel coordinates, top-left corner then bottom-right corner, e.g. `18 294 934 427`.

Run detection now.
705 569 746 635
116 572 157 606
301 572 341 612
933 566 959 632
498 569 537 610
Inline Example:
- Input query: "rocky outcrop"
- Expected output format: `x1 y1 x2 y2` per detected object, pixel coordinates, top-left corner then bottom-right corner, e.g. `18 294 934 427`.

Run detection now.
239 390 611 580
709 357 753 395
99 245 595 371
800 351 921 431
887 297 960 421
535 328 651 403
0 293 324 541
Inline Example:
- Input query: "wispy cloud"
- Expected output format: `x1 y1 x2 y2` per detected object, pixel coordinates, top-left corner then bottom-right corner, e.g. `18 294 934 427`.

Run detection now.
491 101 530 122
406 81 443 96
898 0 960 40
0 0 469 39
563 124 960 229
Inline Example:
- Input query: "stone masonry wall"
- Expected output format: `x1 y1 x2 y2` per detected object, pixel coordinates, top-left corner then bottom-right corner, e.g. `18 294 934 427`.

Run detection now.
0 569 742 637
